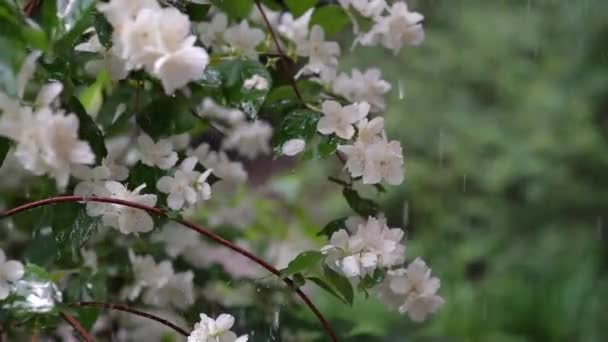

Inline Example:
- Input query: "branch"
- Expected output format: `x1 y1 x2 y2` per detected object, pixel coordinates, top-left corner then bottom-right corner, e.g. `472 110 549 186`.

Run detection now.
1 196 339 342
59 311 94 342
253 0 304 103
68 301 188 337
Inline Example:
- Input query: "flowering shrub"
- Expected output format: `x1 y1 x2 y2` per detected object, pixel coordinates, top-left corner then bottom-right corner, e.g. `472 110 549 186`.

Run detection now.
0 0 442 340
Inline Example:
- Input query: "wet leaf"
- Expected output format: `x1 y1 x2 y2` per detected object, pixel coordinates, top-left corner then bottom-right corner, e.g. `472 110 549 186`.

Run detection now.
66 96 108 163
317 216 348 238
137 96 196 139
281 251 325 277
324 265 354 306
286 0 318 17
307 276 349 305
0 136 10 166
272 109 320 155
343 188 380 217
309 5 350 37
210 0 252 20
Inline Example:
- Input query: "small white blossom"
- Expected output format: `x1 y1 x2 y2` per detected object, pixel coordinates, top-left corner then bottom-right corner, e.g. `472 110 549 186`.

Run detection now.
197 98 246 125
317 100 370 139
152 40 210 94
224 20 265 58
363 138 405 185
243 74 269 91
278 8 314 44
281 138 306 156
360 2 424 53
156 157 213 210
376 258 444 322
137 134 178 170
296 25 340 77
190 144 248 185
198 12 228 47
154 222 200 258
339 0 387 18
322 216 405 278
249 3 280 28
333 68 392 112
0 248 24 300
0 106 95 190
74 33 128 80
86 181 157 235
127 250 195 309
223 121 273 159
97 0 159 29
188 313 248 342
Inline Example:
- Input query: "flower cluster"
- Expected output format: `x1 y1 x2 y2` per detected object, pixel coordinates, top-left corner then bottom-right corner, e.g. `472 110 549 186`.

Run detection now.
322 217 444 321
188 313 248 342
98 0 210 94
126 250 195 309
0 53 95 190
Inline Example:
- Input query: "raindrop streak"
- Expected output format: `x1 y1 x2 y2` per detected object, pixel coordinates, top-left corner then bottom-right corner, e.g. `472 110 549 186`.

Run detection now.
462 174 468 193
438 129 446 167
398 79 404 100
596 216 604 240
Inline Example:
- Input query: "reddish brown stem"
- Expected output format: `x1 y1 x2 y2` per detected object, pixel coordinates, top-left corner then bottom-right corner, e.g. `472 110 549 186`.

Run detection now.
68 301 188 336
1 196 339 342
253 0 304 103
60 311 94 342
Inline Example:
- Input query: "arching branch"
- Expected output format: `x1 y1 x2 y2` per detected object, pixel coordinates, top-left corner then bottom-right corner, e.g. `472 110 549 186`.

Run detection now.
60 311 94 342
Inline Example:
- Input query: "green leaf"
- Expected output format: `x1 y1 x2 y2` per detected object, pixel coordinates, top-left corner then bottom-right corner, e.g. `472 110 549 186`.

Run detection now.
26 227 58 266
317 217 348 238
66 272 107 330
66 96 108 163
324 265 354 306
272 109 320 154
210 0 252 20
261 80 321 119
342 188 380 217
127 162 167 192
52 204 100 263
32 0 59 37
212 58 273 119
137 96 196 139
307 276 349 305
93 11 113 48
185 2 211 21
309 5 350 37
316 135 340 158
285 0 318 17
281 251 325 277
358 269 386 293
55 0 96 54
0 136 10 166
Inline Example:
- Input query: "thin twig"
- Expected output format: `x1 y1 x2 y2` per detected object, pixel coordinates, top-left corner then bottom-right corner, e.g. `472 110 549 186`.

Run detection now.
60 311 94 342
68 301 189 336
1 196 339 342
253 0 304 103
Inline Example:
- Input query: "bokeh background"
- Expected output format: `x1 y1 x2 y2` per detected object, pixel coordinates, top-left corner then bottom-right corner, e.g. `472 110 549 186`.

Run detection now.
284 0 608 340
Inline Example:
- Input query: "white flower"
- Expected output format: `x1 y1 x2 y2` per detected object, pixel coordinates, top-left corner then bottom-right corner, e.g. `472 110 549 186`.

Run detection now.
127 250 195 309
322 216 405 278
74 33 129 80
243 74 269 91
86 181 157 235
156 157 213 210
278 8 314 44
339 131 404 185
102 3 210 93
339 0 387 18
169 133 191 151
197 98 245 125
296 25 340 76
152 41 210 94
363 138 404 185
137 134 178 170
97 0 159 29
281 138 306 156
317 100 370 139
190 144 248 184
333 68 391 112
0 248 24 300
360 2 424 53
188 313 248 342
377 258 444 322
0 104 95 190
224 20 265 58
154 222 200 258
223 121 273 159
198 12 228 47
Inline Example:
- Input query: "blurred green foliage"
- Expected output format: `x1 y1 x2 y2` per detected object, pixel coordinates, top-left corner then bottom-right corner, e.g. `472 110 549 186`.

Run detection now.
311 0 608 340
